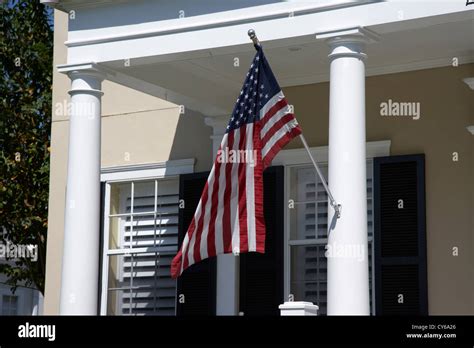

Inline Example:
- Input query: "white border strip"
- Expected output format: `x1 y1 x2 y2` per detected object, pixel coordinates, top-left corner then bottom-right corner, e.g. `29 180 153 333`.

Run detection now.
100 158 195 182
272 140 391 166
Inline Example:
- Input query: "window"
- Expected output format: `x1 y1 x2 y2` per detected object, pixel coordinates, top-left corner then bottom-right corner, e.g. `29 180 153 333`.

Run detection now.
287 161 375 315
2 295 18 315
102 178 179 316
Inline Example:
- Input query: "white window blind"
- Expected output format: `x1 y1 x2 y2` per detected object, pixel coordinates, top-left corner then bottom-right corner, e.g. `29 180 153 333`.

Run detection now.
2 295 18 315
104 179 179 316
288 161 374 315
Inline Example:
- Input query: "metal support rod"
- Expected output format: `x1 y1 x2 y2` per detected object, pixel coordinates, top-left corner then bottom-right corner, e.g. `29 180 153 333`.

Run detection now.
247 29 341 218
299 134 341 218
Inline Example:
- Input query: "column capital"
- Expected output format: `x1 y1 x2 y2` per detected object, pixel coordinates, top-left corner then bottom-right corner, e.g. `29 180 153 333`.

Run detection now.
57 62 109 80
204 115 229 136
317 27 380 61
57 62 108 97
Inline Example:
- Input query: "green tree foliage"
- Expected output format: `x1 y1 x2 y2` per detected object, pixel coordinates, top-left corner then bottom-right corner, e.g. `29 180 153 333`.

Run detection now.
0 0 53 294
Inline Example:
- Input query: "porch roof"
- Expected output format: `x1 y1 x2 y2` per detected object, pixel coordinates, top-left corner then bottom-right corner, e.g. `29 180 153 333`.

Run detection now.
47 0 474 116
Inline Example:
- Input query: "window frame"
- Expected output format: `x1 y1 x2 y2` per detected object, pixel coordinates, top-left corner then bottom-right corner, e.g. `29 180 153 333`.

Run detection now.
271 140 391 315
99 159 195 316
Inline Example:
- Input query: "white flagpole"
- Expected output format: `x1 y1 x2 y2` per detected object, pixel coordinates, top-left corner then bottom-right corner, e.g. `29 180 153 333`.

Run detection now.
299 134 341 218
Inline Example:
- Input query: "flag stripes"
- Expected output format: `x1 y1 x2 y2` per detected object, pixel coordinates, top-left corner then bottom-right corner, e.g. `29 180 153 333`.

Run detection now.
171 44 301 278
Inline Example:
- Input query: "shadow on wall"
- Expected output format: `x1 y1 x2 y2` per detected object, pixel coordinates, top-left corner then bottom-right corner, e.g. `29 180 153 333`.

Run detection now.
168 108 213 172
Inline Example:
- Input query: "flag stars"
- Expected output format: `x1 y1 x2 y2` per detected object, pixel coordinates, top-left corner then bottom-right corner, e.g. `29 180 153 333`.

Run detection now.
227 51 281 132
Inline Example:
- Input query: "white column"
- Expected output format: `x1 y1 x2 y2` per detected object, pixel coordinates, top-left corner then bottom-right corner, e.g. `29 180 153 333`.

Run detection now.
317 28 379 315
57 63 105 315
205 116 239 315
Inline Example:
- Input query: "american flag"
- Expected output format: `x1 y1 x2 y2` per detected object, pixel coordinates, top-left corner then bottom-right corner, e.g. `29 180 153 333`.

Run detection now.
171 44 301 278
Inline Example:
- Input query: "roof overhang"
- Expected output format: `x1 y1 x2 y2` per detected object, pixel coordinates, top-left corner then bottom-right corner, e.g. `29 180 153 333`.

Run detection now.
45 0 474 116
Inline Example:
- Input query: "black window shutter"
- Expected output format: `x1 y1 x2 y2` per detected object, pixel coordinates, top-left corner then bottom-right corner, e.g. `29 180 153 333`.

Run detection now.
176 172 216 316
374 154 428 315
239 166 284 316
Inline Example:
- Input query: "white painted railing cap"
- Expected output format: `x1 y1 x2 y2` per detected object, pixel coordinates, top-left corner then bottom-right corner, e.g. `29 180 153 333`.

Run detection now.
279 301 319 316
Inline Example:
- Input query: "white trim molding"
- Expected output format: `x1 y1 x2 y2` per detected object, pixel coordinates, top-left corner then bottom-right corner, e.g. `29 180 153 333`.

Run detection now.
57 62 116 85
62 0 376 47
272 140 391 166
100 158 195 182
316 26 381 43
57 62 111 77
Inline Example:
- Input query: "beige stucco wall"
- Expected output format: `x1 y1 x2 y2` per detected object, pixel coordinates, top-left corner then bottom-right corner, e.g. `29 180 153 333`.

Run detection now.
45 11 473 315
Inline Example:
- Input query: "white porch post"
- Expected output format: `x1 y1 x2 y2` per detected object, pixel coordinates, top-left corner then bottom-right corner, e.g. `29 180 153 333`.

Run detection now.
58 63 105 315
205 116 239 315
317 28 378 315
